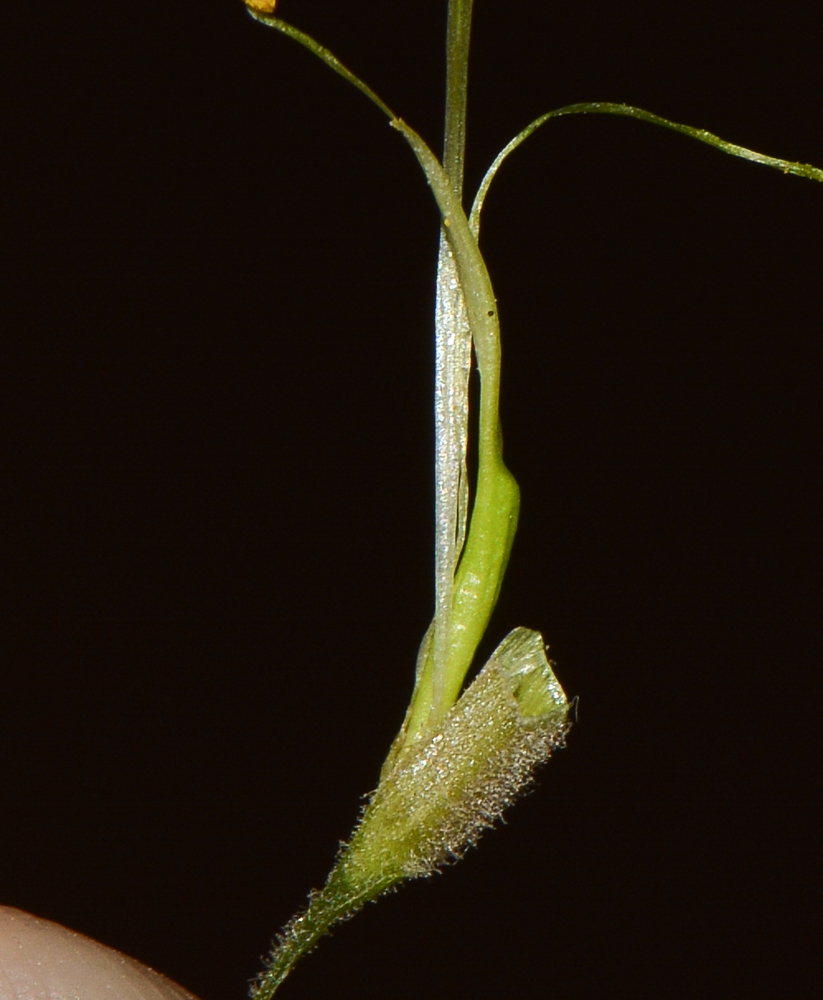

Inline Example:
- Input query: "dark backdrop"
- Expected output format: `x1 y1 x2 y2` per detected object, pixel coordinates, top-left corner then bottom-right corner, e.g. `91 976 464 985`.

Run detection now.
2 1 821 997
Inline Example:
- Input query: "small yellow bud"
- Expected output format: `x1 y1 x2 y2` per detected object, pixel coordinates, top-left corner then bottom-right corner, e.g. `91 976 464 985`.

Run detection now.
245 0 277 13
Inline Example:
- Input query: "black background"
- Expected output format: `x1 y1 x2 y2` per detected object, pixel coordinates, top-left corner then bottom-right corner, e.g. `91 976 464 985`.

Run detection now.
1 1 821 997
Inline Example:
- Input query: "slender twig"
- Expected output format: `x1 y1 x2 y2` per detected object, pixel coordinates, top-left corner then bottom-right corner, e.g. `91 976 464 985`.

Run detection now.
470 101 823 235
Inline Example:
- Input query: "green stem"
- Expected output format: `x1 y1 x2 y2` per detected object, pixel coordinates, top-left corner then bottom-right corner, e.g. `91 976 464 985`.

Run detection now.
245 10 396 120
470 101 823 233
245 12 521 754
443 0 474 199
395 119 520 745
399 0 525 748
251 866 397 1000
424 0 477 738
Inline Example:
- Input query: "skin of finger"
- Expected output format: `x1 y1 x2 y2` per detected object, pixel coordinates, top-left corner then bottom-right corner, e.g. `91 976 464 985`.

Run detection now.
0 907 200 1000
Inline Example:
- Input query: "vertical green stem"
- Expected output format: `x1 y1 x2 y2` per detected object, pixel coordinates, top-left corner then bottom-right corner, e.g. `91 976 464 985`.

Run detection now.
427 0 476 733
397 1 520 752
394 119 520 749
443 0 474 199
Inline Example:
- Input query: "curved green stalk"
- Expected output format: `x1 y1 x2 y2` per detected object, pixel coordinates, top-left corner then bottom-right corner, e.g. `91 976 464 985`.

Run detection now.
245 10 396 120
247 9 521 752
470 101 823 235
408 0 522 750
392 119 520 749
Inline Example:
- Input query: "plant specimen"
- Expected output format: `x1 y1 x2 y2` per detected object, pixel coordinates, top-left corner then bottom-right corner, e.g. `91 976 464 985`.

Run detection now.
240 3 821 996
